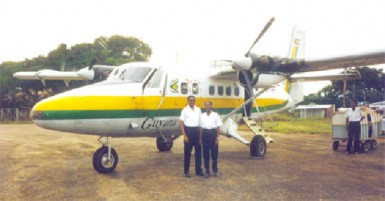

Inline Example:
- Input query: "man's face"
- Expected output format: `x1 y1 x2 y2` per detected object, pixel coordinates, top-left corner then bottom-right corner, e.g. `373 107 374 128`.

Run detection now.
205 102 212 111
351 102 357 108
188 97 195 107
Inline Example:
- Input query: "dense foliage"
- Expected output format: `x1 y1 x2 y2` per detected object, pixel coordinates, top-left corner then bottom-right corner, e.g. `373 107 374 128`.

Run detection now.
303 67 384 107
0 35 152 108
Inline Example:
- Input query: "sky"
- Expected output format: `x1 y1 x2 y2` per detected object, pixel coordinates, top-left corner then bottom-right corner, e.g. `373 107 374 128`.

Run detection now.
1 0 385 94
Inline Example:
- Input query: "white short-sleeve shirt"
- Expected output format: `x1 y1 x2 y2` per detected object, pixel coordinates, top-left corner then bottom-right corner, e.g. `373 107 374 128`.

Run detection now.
179 105 201 127
200 111 222 129
344 108 364 122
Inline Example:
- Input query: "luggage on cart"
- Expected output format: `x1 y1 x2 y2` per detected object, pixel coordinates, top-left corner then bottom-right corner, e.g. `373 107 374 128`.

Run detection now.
332 108 382 153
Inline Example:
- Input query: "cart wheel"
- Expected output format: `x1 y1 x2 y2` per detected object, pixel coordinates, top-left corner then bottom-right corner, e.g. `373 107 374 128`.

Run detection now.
370 140 377 150
332 141 339 151
360 141 370 153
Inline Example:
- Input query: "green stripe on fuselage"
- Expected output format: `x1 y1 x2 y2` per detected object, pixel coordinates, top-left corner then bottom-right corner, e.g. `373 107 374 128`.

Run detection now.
39 101 288 120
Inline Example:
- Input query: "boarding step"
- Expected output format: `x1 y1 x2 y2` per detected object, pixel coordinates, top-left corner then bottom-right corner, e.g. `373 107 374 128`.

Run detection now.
242 117 274 143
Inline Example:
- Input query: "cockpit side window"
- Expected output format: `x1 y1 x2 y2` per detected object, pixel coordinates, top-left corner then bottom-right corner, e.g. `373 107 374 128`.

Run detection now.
108 66 152 83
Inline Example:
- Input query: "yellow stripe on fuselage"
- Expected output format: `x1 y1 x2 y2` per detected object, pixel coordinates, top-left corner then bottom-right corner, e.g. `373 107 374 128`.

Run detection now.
34 96 287 111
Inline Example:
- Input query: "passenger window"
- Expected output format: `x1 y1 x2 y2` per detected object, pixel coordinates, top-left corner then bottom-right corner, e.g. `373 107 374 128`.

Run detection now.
234 86 240 96
192 83 199 95
226 86 231 96
209 86 215 95
218 86 223 96
181 82 188 94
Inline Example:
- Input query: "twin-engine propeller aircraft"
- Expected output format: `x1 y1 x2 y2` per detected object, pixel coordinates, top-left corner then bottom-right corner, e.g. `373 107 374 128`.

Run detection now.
14 18 385 173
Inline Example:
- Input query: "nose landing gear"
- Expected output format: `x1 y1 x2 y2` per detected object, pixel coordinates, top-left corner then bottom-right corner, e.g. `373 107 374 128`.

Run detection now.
93 137 118 173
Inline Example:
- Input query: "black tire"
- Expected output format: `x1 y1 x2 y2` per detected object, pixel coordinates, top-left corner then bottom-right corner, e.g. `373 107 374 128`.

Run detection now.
332 141 339 151
370 140 377 150
250 135 267 157
360 141 370 153
156 136 173 152
93 146 118 173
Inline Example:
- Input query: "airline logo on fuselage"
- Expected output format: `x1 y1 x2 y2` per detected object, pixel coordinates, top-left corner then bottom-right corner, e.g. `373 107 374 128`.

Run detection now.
141 117 178 129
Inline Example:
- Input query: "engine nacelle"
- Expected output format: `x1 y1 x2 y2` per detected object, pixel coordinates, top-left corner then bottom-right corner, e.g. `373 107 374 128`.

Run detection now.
232 57 253 71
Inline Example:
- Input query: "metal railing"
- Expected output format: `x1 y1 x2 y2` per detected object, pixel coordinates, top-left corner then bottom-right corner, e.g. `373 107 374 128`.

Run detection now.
0 108 31 121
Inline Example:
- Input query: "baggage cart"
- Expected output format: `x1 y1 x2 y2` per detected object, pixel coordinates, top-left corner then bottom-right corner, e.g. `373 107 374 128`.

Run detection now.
332 108 382 153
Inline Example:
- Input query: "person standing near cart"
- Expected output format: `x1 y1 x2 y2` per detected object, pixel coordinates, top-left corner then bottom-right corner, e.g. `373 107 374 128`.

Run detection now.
345 100 364 154
200 101 222 178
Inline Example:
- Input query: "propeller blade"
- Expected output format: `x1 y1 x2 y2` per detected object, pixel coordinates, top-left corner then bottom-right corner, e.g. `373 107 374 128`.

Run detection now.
245 17 275 57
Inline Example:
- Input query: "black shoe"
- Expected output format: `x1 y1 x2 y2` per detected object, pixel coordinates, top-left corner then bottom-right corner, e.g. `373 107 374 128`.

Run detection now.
213 172 218 177
183 173 191 178
196 172 204 177
203 173 210 178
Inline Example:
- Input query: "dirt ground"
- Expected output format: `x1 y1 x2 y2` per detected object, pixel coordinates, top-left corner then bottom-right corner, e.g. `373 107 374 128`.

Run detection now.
0 124 384 201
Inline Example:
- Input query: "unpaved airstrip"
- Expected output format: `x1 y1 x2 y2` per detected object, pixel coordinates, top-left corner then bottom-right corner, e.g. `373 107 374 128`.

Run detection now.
0 124 384 200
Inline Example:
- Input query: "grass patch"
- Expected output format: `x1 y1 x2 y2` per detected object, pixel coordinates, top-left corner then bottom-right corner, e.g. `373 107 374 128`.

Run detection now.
241 113 332 134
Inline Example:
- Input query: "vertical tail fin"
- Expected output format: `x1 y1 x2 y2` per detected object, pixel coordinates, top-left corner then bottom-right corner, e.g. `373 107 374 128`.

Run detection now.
287 26 306 59
285 26 305 104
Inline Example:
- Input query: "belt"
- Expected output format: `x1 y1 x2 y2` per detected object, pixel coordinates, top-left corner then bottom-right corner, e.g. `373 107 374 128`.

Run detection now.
185 126 199 128
202 128 217 131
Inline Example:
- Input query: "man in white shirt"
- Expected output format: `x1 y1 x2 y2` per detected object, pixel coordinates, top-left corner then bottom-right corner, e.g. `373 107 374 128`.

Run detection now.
179 96 204 177
200 101 222 178
345 100 364 154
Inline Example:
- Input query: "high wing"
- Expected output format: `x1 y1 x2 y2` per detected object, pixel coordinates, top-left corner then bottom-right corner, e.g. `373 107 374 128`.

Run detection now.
13 65 116 84
248 49 385 73
210 50 385 86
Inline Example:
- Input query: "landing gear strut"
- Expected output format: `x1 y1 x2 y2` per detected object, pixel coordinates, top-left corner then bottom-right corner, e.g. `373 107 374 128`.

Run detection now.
93 137 118 173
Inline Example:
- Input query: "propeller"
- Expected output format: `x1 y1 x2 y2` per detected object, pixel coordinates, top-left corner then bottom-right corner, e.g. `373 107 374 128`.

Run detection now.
232 17 275 71
245 17 275 57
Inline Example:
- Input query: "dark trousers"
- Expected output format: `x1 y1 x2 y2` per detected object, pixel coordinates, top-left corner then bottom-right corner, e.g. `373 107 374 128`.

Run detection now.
184 126 202 174
202 129 218 174
346 121 361 153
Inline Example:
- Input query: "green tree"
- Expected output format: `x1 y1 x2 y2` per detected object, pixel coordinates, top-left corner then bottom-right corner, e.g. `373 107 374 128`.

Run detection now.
303 67 384 107
0 35 152 108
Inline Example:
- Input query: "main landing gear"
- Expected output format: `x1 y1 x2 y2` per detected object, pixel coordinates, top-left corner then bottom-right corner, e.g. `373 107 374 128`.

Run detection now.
93 137 118 173
156 136 173 151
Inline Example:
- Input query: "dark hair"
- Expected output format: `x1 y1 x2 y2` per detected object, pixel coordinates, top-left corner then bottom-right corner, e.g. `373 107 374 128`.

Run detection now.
187 95 195 101
352 100 358 104
205 101 212 106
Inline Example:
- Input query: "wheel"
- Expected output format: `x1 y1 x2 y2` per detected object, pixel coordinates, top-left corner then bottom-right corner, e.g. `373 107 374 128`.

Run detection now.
93 146 118 173
156 136 173 152
370 140 377 150
250 135 267 157
332 141 339 151
360 141 370 153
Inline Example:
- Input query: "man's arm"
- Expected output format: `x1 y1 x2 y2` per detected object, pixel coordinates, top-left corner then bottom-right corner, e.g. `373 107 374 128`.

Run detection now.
179 120 189 143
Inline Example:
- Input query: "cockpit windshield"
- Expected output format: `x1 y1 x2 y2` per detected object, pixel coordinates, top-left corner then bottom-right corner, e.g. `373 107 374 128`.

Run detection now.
107 66 153 83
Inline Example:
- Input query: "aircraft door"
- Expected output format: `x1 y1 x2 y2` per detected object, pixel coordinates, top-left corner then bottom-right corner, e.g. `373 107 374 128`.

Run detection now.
142 68 167 117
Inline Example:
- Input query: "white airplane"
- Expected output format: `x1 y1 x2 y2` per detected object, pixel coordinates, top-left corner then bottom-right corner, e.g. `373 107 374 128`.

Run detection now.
14 18 385 173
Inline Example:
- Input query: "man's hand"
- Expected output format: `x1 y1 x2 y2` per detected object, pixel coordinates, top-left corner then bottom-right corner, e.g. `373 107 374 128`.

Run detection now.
199 139 203 146
184 135 189 143
215 137 219 145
